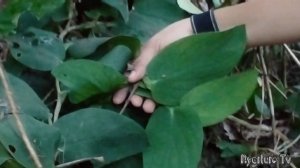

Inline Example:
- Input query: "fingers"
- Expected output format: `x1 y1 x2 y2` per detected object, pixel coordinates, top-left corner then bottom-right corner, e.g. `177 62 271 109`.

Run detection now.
143 99 156 113
130 95 143 107
130 95 156 113
113 87 156 113
113 87 129 104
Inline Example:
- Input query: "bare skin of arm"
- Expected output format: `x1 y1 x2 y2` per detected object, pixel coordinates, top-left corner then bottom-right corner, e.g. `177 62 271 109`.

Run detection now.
113 0 300 113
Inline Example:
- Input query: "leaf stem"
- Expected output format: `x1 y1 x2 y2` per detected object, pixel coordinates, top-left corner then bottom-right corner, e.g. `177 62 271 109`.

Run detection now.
53 80 66 123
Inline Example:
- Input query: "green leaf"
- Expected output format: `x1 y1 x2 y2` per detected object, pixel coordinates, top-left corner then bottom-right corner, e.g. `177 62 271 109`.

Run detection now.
102 0 129 22
180 70 258 126
217 141 254 158
0 115 62 168
0 143 11 166
0 73 51 121
0 0 65 34
68 37 110 58
54 108 148 164
143 107 203 168
52 59 126 103
16 11 40 33
254 95 271 118
9 28 65 71
99 45 133 72
0 159 24 168
287 93 300 115
115 0 186 41
145 26 247 106
68 36 140 58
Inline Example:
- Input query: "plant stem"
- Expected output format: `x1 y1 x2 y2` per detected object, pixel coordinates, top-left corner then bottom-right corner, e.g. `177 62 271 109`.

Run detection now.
227 115 272 131
59 21 102 40
53 80 66 123
120 83 139 115
0 63 43 168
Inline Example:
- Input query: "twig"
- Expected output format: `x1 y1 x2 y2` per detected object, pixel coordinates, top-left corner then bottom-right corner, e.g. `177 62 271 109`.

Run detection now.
284 44 300 67
53 80 66 123
258 49 277 149
254 115 263 152
0 63 42 168
227 115 272 131
42 88 55 102
119 83 139 115
55 156 104 168
278 134 300 153
268 79 287 99
59 21 102 40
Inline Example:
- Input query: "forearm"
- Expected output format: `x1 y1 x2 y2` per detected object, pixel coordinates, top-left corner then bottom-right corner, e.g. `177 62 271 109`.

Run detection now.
214 0 300 46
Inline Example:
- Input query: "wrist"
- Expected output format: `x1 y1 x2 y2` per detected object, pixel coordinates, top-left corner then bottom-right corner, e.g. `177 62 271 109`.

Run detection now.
190 9 219 34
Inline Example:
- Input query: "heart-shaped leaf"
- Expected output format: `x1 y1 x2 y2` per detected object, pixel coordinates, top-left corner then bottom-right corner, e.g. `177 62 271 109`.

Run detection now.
180 70 258 126
144 26 246 106
0 115 62 168
9 28 65 71
52 59 126 103
54 108 148 164
143 107 203 168
0 73 51 121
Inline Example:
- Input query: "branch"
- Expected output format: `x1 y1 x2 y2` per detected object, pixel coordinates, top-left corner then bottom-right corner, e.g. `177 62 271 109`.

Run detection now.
0 63 43 168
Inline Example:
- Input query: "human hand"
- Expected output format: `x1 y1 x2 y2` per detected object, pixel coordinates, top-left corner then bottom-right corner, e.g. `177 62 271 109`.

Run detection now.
113 18 194 113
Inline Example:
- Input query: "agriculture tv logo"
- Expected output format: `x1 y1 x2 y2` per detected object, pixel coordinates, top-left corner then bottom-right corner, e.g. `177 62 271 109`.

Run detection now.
240 154 291 167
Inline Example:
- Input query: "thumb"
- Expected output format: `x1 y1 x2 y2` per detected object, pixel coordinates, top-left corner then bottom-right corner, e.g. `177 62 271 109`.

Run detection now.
128 64 146 83
128 43 158 83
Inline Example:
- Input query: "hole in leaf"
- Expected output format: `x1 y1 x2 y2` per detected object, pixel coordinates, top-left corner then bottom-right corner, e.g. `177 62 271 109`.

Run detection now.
8 145 16 153
31 38 39 46
63 74 67 77
23 32 35 38
17 53 21 57
12 42 20 49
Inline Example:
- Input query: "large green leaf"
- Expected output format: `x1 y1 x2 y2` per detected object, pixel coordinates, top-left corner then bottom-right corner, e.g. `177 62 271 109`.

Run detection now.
9 28 65 71
67 36 140 58
0 73 51 121
115 0 186 41
180 70 258 126
143 107 203 168
102 0 129 22
54 108 148 164
144 26 246 106
0 115 62 168
52 59 126 103
0 0 65 33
